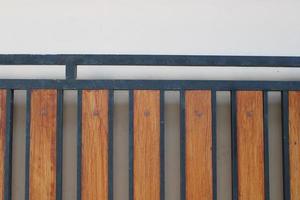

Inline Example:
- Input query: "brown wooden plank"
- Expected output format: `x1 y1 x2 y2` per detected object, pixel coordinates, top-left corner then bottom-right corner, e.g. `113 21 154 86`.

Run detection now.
0 90 6 200
81 90 109 200
29 90 57 200
236 91 264 200
185 90 212 200
133 90 160 200
289 91 300 200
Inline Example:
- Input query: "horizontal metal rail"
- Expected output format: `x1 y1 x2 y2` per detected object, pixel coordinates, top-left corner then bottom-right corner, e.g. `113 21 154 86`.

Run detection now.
0 55 299 91
0 54 299 67
0 80 300 90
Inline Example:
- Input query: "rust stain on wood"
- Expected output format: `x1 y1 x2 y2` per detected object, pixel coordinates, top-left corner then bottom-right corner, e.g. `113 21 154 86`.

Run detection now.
29 90 57 200
133 90 160 200
81 90 109 200
289 91 300 200
0 90 6 200
236 91 264 200
185 90 212 200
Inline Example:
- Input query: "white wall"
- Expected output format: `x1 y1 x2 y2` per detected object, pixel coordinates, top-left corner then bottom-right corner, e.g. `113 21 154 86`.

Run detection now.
1 0 300 55
1 0 299 199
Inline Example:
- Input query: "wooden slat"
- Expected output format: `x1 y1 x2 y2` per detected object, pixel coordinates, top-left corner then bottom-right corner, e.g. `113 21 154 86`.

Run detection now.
29 90 57 200
236 91 264 200
0 90 6 200
289 91 300 200
185 90 212 200
133 90 160 200
81 90 109 200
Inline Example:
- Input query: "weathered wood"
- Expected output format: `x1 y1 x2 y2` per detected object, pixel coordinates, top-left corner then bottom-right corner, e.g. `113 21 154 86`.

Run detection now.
81 90 109 200
133 90 160 200
185 90 213 200
236 91 264 200
289 91 300 200
29 90 57 200
0 90 6 200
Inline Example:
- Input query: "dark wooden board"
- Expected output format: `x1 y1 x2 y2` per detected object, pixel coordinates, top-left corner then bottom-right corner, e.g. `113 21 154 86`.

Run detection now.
133 90 160 200
185 90 213 200
81 90 109 200
236 91 264 200
29 90 57 200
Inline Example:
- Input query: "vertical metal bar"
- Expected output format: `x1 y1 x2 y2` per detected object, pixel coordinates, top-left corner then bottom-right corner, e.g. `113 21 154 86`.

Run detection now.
25 90 31 200
231 90 238 200
263 91 270 200
211 90 217 200
129 90 134 200
77 90 82 200
180 90 186 200
160 90 165 200
66 64 77 80
282 91 290 200
108 90 114 200
56 90 63 200
4 90 13 200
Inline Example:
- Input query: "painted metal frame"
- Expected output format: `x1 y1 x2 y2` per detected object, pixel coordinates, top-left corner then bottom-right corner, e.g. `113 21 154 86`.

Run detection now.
1 54 299 200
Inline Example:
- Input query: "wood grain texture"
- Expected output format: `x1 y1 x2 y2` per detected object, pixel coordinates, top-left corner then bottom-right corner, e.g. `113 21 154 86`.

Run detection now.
29 90 57 200
289 91 300 200
236 91 264 200
133 90 160 200
81 90 109 200
0 90 6 200
185 90 212 200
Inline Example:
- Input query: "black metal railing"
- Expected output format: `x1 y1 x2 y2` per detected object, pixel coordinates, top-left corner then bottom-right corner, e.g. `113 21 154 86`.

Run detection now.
1 54 300 200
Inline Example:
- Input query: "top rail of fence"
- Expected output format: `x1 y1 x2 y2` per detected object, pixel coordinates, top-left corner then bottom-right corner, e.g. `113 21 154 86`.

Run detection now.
0 54 299 67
